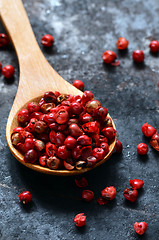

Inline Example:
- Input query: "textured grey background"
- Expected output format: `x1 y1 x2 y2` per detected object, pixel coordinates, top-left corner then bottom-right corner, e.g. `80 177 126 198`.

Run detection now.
0 0 159 239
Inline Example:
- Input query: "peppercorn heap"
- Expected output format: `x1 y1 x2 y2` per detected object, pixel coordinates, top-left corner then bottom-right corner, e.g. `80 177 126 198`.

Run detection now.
11 91 116 171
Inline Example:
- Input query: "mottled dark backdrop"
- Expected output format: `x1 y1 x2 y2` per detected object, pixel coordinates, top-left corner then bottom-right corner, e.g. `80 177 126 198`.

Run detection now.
0 0 159 239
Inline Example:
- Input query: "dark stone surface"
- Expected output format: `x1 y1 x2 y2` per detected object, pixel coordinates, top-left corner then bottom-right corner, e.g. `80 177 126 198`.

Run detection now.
0 0 159 239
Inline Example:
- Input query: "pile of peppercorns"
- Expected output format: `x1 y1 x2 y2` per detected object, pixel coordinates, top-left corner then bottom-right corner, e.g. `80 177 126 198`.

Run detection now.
11 90 118 170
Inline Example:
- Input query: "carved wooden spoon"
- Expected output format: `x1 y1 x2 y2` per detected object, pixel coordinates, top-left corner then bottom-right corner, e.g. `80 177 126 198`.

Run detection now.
0 0 116 175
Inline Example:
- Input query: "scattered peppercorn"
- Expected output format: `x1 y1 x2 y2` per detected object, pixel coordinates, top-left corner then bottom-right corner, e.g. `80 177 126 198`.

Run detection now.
129 179 144 190
2 65 15 78
102 50 117 64
150 133 159 151
41 34 54 47
74 213 86 227
116 37 129 50
0 33 10 47
123 188 138 202
132 50 144 63
75 177 88 188
149 40 159 53
142 122 156 137
101 186 116 200
137 143 148 155
134 222 147 235
82 190 94 202
97 197 109 205
18 191 32 204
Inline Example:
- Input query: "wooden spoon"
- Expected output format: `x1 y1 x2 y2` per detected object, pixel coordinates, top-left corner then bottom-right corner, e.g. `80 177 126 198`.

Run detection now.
0 0 116 176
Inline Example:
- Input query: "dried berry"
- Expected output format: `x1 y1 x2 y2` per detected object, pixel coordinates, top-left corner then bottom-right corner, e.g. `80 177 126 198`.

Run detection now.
101 186 116 200
18 191 32 204
134 222 147 235
74 213 86 227
123 188 138 202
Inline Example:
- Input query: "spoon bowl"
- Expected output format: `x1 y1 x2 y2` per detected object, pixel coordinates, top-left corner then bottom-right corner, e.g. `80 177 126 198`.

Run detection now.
1 0 116 176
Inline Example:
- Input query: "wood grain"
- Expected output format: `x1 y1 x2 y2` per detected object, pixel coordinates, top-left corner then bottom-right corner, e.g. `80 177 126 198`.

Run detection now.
0 0 116 175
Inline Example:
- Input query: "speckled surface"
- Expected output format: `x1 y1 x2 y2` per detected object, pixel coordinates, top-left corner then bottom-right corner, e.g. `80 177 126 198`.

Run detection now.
0 0 159 239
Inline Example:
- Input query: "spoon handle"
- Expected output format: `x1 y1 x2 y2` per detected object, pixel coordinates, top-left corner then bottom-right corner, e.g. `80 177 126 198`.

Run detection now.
0 0 41 66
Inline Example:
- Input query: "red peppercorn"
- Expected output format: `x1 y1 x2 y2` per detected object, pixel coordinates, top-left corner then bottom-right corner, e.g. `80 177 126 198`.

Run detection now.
11 132 20 146
72 145 82 159
47 156 61 170
129 179 144 190
92 148 105 161
150 133 159 151
16 142 25 154
79 113 93 124
18 191 32 204
86 156 97 167
100 142 109 154
30 111 43 120
64 136 77 149
81 146 93 160
73 80 85 91
24 149 38 163
39 155 47 166
75 177 88 188
46 142 57 156
24 118 37 132
101 186 116 200
64 160 75 170
134 222 147 235
99 135 108 144
115 140 123 154
55 109 69 124
82 190 94 202
85 100 101 114
93 106 108 121
2 65 15 78
123 188 138 202
57 145 70 160
34 120 48 134
74 213 86 227
13 127 24 133
23 138 35 152
77 135 92 146
55 132 65 147
69 102 83 115
82 91 94 104
142 122 156 137
27 102 40 113
34 139 45 151
101 127 116 140
17 109 30 124
82 121 99 134
116 37 129 50
0 33 10 47
149 40 159 53
70 95 82 103
41 34 54 47
132 50 144 63
102 50 117 64
69 123 83 138
97 197 109 205
44 91 57 103
137 143 148 155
